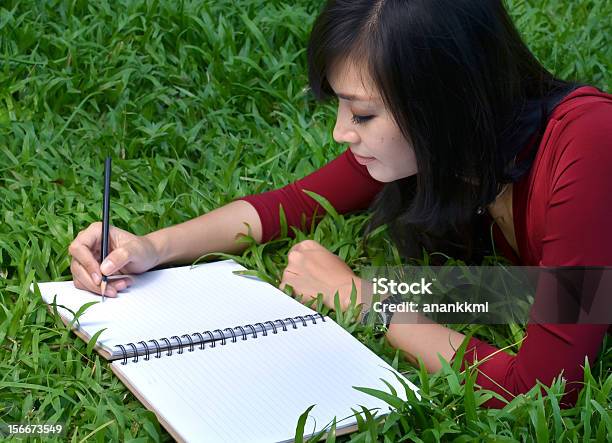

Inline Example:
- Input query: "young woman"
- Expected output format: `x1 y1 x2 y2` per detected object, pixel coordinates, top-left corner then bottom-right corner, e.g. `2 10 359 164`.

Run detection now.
68 0 611 409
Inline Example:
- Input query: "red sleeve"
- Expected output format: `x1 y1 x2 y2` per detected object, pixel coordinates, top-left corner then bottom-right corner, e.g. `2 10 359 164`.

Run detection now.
236 148 384 242
452 98 612 408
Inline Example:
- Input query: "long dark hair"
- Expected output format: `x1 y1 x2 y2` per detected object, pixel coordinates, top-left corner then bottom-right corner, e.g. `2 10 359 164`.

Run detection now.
307 0 578 263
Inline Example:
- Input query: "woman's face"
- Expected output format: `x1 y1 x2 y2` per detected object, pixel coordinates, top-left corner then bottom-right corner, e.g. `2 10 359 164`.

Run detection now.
327 61 417 182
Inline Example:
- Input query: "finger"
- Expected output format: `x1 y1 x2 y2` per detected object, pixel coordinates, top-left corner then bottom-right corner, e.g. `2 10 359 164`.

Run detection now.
298 239 321 250
279 282 295 297
289 242 302 253
107 273 136 280
293 289 314 305
71 260 117 297
287 249 302 266
279 275 287 290
279 268 298 292
100 246 131 276
69 242 103 285
281 267 299 280
70 259 98 293
292 239 321 252
279 276 287 292
297 292 317 307
77 222 104 249
100 283 118 298
108 277 133 293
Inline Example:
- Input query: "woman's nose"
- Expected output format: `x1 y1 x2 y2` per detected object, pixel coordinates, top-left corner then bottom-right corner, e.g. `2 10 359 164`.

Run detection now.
333 109 359 145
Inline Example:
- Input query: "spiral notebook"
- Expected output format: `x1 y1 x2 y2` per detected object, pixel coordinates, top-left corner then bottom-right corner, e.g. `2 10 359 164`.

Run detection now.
36 259 420 443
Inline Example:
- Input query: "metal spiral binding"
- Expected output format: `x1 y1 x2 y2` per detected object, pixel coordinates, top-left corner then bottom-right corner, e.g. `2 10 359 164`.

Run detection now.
203 331 215 348
115 312 325 365
128 343 138 363
161 338 172 356
193 332 204 350
254 322 267 336
246 324 257 338
223 328 237 343
213 329 225 346
264 320 277 334
171 336 183 354
182 334 194 352
150 339 161 358
275 319 287 331
138 341 149 361
235 326 248 340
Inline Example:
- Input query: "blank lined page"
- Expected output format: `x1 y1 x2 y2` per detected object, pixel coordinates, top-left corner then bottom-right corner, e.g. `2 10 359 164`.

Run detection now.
112 318 421 443
36 260 316 357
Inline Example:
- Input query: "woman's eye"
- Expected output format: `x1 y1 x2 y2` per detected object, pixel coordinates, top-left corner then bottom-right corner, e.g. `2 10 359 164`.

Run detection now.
351 114 373 125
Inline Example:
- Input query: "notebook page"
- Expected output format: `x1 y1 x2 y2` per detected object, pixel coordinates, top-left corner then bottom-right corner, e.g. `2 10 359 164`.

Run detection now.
36 260 316 358
111 318 421 443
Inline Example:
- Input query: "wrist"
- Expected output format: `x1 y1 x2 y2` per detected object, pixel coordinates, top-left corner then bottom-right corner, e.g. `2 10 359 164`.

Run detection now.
360 293 401 328
144 229 171 267
337 276 363 311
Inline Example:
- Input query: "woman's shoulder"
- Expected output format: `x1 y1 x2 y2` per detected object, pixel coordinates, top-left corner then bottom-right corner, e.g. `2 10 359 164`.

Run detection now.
521 86 612 267
548 85 612 128
538 85 612 175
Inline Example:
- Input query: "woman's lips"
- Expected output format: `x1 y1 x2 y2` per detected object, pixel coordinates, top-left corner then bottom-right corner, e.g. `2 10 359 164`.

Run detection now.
353 153 377 165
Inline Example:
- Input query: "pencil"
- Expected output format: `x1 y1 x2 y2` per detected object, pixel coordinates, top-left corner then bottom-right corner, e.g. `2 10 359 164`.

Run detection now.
100 156 111 302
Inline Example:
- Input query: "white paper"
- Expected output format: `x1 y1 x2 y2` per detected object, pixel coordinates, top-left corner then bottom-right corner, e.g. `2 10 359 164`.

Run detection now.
36 260 316 357
112 318 421 443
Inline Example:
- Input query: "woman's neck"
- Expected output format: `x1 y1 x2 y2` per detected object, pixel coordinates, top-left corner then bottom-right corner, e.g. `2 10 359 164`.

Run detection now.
487 184 518 255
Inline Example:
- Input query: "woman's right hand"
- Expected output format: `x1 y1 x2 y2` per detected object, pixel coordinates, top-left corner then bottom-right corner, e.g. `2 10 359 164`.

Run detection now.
68 222 160 297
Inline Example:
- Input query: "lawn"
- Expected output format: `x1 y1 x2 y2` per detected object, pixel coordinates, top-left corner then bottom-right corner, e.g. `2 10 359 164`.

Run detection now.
0 0 610 441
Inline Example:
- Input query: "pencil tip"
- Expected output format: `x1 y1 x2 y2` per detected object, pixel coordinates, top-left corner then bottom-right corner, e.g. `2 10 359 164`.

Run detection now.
101 281 107 302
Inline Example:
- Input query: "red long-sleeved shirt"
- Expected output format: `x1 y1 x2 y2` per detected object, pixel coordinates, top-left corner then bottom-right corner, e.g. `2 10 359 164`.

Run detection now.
237 86 612 408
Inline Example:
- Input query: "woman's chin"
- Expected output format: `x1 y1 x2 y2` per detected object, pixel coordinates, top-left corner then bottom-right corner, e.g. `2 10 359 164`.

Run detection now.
367 164 417 182
366 164 394 182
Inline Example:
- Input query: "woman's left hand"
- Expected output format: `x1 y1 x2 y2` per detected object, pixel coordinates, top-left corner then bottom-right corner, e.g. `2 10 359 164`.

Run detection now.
279 240 361 311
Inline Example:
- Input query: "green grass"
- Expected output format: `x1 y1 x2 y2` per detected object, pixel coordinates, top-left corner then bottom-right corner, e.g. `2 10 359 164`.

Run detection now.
1 0 610 441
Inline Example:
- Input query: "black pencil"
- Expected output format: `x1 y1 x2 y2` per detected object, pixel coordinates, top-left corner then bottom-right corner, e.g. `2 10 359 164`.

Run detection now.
100 156 111 302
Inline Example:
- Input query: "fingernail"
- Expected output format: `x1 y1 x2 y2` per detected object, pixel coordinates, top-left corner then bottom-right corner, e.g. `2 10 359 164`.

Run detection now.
91 273 101 284
100 260 113 275
115 280 126 291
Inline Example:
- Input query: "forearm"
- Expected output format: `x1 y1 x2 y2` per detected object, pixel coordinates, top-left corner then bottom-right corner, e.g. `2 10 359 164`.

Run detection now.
385 313 466 373
355 279 466 373
239 149 384 242
145 200 263 266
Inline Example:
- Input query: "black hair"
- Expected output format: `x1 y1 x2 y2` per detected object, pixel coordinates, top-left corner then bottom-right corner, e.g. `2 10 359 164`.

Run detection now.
307 0 579 263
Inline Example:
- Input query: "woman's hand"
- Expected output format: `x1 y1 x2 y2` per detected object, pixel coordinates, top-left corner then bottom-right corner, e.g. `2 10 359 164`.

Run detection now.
279 240 362 311
68 222 160 297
